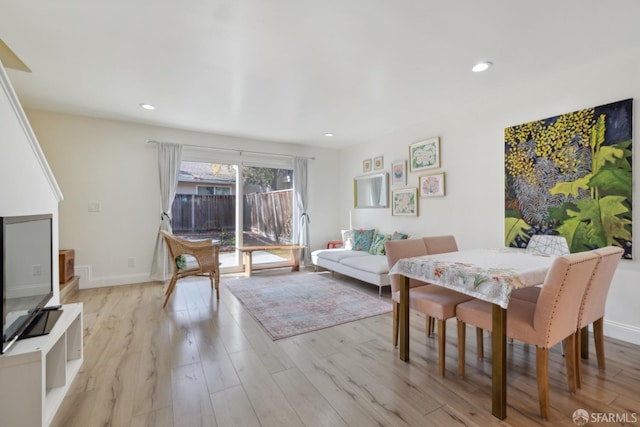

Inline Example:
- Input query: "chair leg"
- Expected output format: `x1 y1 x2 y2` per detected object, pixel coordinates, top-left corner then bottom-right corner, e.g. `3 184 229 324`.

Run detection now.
457 320 466 377
163 277 178 308
438 319 446 377
476 327 484 360
164 276 176 295
536 347 550 420
426 316 435 337
210 272 220 299
392 302 399 347
575 328 583 389
593 318 606 371
426 317 434 336
215 270 220 299
564 334 577 394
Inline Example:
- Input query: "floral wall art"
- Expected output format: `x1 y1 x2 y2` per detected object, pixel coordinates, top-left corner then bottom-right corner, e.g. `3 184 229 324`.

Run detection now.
392 188 418 216
409 137 440 172
419 172 445 197
504 98 632 258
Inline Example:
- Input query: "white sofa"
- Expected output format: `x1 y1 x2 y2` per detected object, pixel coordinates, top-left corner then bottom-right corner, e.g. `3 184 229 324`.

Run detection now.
312 248 390 295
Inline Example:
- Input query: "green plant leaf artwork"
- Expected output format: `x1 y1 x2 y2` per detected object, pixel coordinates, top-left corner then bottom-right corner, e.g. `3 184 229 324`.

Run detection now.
504 99 632 258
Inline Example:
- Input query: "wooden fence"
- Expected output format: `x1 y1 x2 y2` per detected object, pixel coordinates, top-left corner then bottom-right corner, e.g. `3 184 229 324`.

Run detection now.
245 190 293 244
171 190 293 243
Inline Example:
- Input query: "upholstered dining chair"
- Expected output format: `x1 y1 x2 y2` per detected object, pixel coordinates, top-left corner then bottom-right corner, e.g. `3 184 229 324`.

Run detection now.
160 230 220 308
511 246 623 385
455 250 600 419
385 235 472 376
574 246 624 388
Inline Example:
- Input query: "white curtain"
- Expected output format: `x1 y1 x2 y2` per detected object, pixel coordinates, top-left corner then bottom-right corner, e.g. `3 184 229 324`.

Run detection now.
293 157 311 265
150 142 183 281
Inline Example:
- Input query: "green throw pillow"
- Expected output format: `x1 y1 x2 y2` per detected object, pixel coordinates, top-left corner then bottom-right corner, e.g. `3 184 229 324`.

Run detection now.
352 229 375 251
175 255 187 270
369 233 391 255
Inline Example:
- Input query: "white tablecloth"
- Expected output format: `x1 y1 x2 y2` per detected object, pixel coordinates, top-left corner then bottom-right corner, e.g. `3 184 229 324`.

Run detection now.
389 248 555 308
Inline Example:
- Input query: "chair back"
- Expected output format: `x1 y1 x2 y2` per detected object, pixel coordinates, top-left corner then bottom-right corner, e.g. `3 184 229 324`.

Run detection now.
423 235 458 255
160 230 218 272
578 246 624 328
526 234 570 256
384 239 428 295
533 250 599 348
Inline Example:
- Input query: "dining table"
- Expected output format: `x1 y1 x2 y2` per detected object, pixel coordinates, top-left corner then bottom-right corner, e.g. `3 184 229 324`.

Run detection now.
388 247 556 419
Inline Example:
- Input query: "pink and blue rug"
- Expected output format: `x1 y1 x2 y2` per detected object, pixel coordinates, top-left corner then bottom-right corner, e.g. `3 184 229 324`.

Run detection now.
226 273 391 340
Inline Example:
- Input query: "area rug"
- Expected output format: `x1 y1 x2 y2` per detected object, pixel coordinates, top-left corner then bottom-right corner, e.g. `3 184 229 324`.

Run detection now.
225 273 392 340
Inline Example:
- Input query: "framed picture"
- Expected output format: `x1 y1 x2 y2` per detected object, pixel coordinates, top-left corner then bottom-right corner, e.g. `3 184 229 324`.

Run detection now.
419 172 445 197
363 158 372 173
391 160 407 186
391 188 418 216
373 156 384 170
409 137 440 172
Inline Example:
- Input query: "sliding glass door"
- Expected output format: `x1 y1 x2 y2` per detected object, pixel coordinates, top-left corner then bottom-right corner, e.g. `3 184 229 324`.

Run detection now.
172 158 293 273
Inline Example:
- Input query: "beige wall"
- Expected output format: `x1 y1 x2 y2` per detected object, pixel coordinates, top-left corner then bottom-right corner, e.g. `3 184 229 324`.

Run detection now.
338 49 640 344
27 111 341 288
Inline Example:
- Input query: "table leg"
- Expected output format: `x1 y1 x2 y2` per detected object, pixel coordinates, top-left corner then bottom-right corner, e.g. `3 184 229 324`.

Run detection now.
492 304 507 419
244 251 253 277
399 275 410 361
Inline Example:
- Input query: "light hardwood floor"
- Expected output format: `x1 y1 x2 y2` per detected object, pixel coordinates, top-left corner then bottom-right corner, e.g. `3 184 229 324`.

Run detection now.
51 270 640 427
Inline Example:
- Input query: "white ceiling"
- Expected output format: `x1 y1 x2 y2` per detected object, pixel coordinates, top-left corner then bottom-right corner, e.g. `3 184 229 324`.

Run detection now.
1 0 639 149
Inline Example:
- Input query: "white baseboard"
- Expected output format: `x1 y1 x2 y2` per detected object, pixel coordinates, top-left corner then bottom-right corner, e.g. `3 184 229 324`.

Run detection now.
75 265 155 289
603 319 640 346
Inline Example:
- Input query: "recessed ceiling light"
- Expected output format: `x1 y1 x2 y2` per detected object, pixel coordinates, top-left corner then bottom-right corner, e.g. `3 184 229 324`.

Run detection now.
324 133 334 137
140 103 155 110
472 61 493 72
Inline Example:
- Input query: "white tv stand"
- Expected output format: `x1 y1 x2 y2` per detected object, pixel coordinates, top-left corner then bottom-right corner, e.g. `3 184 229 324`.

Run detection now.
0 303 83 427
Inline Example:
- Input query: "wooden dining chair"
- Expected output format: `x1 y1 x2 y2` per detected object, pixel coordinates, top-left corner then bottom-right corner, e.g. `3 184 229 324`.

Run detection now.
455 250 600 419
160 230 220 308
575 246 624 388
385 235 472 376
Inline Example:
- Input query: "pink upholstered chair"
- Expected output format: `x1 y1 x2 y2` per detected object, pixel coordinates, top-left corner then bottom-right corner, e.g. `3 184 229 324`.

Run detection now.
575 246 624 387
385 235 472 376
455 250 600 419
510 246 624 387
160 230 220 308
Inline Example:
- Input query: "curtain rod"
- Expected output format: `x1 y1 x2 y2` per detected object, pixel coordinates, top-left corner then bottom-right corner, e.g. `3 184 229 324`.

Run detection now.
146 139 315 160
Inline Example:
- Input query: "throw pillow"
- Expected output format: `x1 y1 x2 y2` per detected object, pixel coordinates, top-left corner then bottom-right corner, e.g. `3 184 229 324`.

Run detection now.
352 229 375 251
175 255 187 270
341 229 355 250
391 231 408 240
369 233 391 255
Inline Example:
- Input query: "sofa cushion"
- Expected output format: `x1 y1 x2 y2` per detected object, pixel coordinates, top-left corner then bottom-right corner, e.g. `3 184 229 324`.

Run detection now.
352 229 375 251
341 255 389 274
369 233 391 255
315 248 371 263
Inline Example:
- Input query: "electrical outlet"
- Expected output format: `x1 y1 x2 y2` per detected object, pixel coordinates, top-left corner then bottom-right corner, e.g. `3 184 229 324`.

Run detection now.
128 257 136 268
32 264 42 276
88 202 101 212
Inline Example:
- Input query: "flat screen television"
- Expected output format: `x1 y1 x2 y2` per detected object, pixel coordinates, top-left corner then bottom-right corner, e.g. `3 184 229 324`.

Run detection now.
1 214 55 354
